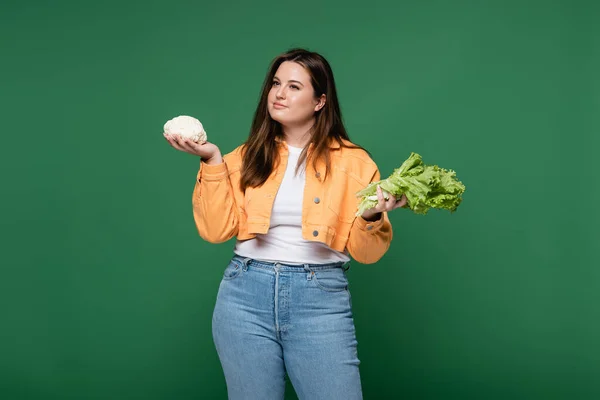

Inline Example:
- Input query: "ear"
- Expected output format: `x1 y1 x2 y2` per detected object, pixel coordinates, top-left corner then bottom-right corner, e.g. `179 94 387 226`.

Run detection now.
314 94 326 112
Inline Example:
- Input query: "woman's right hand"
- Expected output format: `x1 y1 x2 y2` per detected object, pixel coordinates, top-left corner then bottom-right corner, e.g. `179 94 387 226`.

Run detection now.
164 133 223 164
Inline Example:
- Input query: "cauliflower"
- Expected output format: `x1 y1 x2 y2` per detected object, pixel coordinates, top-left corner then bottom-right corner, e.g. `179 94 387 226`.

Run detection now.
163 115 207 143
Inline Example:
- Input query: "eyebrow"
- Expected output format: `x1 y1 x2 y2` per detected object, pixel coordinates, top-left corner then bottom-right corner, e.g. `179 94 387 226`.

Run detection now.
273 76 305 86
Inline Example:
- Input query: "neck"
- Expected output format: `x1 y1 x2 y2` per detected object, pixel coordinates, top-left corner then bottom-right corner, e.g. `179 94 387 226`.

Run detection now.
282 118 315 148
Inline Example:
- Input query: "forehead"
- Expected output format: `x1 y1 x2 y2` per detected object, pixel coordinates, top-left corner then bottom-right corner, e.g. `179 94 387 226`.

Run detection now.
274 61 311 83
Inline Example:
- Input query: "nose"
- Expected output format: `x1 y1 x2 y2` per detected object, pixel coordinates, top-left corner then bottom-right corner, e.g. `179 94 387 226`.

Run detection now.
276 85 286 99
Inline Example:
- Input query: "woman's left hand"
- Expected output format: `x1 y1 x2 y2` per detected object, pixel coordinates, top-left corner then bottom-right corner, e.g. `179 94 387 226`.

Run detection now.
361 185 408 221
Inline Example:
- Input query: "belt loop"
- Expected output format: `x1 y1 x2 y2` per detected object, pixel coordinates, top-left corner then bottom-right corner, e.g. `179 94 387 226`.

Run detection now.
242 257 251 271
342 261 351 272
303 264 313 280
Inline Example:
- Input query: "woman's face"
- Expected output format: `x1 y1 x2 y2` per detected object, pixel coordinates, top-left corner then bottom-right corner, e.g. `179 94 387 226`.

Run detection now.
267 61 325 127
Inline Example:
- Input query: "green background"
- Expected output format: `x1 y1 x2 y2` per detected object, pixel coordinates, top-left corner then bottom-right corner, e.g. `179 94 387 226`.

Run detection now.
1 0 598 398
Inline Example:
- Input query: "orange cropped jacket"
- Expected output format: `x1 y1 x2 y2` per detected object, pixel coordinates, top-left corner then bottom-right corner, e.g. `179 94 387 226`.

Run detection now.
192 139 393 264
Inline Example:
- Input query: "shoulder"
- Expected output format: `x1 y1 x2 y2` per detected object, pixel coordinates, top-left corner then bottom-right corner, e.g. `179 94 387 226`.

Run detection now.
333 139 377 167
331 139 379 184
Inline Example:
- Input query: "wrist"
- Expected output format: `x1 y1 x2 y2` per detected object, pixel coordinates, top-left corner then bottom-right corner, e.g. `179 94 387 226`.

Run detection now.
361 212 382 222
203 153 222 165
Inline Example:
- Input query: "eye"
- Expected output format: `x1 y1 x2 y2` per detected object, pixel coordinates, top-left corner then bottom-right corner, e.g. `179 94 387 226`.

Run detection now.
290 85 300 90
272 80 280 86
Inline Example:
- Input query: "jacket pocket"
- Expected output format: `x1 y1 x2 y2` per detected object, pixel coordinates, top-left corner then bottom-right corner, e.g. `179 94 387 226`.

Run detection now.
327 166 359 223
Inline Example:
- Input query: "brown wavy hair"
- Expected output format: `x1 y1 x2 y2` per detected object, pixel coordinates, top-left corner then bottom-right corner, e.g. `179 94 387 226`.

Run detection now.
239 48 365 191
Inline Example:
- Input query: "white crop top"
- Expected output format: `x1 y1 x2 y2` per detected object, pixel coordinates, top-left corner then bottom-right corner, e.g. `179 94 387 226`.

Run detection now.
233 144 351 264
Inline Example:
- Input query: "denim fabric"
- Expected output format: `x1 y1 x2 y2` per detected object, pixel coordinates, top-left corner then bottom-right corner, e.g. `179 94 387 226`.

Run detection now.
212 255 362 400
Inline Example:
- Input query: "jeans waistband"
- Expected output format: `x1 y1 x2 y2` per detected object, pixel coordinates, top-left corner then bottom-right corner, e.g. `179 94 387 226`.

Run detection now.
232 255 350 272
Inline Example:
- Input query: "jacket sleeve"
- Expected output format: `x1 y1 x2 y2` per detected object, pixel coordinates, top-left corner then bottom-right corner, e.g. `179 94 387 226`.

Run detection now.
192 159 240 243
346 168 393 264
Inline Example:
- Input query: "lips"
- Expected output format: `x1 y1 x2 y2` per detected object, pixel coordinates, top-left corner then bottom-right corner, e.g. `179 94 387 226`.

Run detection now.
273 102 286 109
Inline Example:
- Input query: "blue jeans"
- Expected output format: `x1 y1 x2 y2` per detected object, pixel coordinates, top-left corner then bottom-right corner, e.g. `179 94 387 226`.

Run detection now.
212 255 363 400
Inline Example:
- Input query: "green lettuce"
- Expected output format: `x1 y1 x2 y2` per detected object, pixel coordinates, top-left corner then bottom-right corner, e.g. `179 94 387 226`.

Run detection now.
355 152 466 216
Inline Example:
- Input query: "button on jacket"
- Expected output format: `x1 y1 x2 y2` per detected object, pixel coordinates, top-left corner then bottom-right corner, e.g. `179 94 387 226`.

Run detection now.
192 139 393 264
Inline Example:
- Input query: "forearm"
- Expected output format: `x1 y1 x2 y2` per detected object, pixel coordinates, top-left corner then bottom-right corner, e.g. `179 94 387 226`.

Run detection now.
346 213 393 264
192 160 239 243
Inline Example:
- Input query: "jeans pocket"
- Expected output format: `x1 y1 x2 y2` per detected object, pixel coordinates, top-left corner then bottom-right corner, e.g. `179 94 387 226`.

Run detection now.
222 259 243 280
312 268 348 292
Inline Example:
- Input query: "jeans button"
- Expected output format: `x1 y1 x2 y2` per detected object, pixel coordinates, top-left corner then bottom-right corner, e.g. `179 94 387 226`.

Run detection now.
314 197 320 204
312 230 319 237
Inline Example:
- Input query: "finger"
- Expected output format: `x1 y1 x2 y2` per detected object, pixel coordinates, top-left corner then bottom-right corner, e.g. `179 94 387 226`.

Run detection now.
177 136 192 149
394 195 408 209
171 134 182 144
182 138 202 154
168 135 188 152
376 186 386 210
171 142 187 152
172 135 193 151
164 134 177 147
384 193 396 210
380 187 392 202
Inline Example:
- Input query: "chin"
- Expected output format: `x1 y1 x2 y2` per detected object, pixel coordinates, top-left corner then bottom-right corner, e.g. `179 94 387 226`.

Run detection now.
268 112 286 125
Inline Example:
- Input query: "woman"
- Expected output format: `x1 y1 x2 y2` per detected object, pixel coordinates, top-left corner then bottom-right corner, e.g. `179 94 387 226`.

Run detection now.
164 48 407 400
